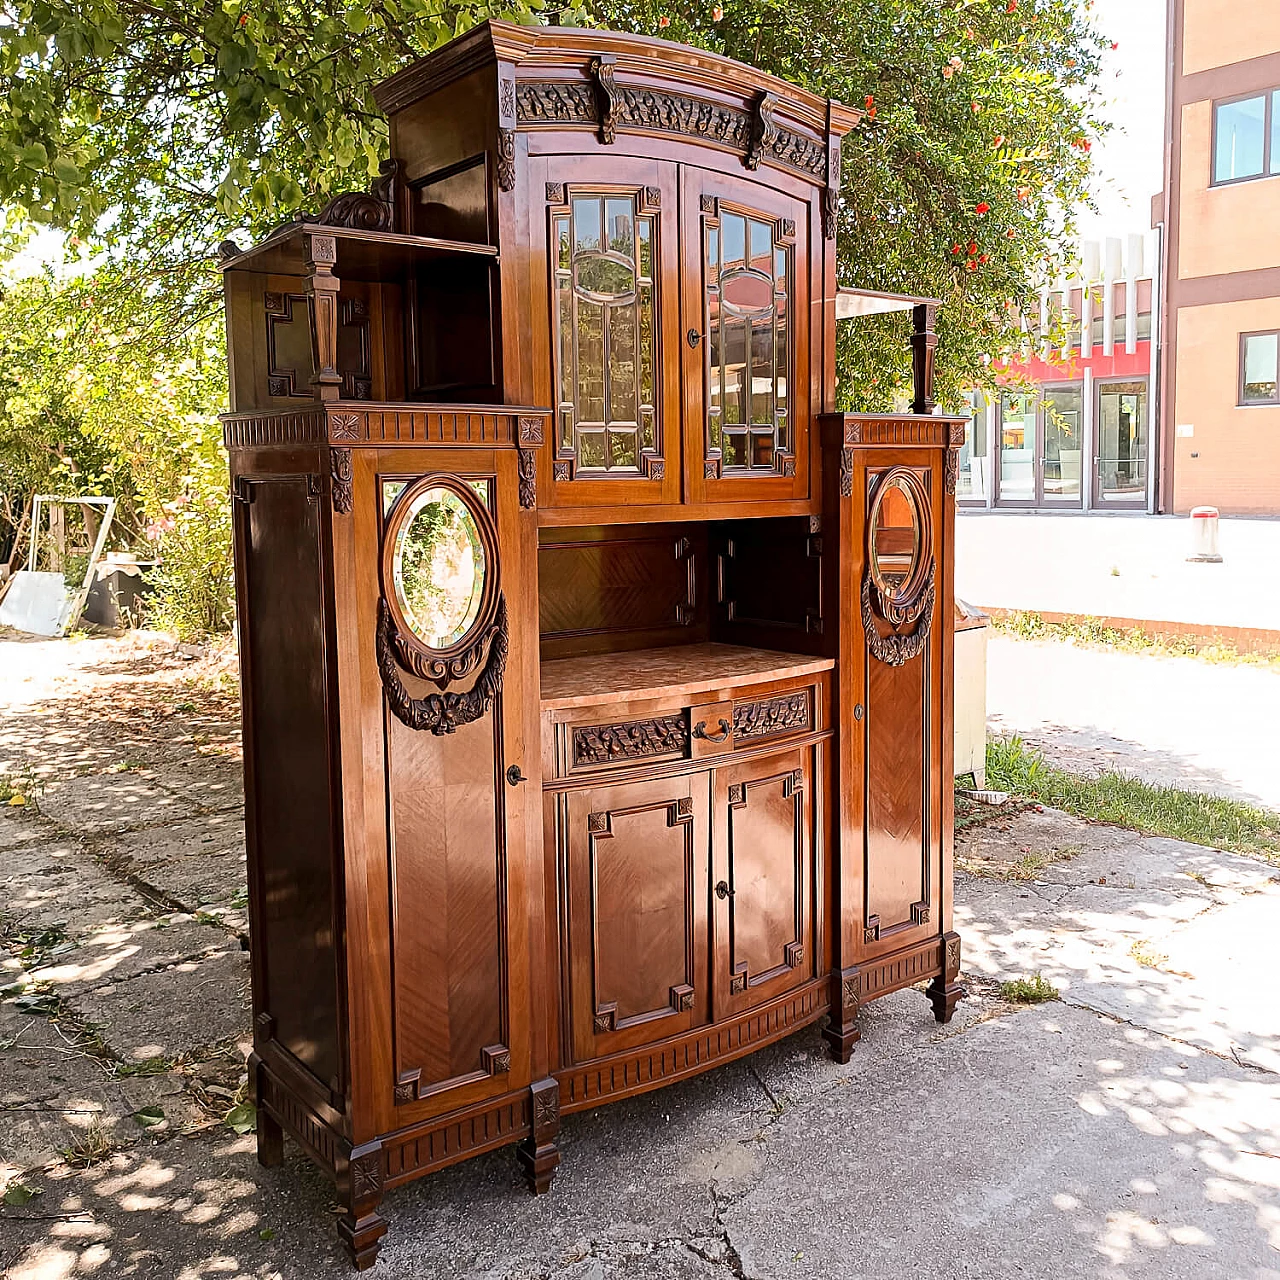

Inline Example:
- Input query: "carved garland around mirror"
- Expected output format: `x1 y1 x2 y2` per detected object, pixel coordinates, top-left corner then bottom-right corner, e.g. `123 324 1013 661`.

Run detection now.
376 476 508 732
861 467 935 668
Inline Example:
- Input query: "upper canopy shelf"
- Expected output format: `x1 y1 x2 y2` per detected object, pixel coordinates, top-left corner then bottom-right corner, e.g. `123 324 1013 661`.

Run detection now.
218 223 497 281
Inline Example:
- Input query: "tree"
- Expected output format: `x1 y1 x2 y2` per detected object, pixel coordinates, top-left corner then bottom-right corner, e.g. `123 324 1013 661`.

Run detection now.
0 0 1109 403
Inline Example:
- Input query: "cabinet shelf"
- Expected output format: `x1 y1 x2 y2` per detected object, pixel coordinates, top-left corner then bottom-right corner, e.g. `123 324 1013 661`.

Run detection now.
220 223 498 282
539 643 835 711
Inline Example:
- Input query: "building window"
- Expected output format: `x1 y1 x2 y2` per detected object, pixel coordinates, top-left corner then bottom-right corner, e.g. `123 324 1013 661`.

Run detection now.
1213 91 1280 185
1241 331 1280 405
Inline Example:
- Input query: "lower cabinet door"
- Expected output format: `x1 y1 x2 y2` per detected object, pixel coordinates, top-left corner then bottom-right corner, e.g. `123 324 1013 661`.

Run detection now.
564 772 710 1063
712 746 814 1020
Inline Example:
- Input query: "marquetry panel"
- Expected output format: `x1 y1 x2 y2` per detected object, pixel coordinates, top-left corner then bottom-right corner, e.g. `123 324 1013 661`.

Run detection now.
386 705 509 1098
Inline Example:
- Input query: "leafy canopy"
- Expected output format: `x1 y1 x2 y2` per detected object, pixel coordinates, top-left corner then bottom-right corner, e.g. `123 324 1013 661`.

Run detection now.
0 0 1109 407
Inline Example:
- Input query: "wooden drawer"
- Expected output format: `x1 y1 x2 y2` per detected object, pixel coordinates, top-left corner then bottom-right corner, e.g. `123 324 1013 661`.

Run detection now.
731 686 814 745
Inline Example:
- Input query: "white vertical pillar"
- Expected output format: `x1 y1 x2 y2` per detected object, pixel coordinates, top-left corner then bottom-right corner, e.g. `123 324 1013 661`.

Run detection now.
1145 227 1160 513
1126 233 1143 358
1103 237 1122 358
1081 241 1100 359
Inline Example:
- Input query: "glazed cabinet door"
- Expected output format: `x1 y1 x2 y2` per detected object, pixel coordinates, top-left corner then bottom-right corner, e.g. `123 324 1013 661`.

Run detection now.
360 447 535 1123
560 771 710 1063
681 167 813 506
530 155 682 510
711 746 814 1020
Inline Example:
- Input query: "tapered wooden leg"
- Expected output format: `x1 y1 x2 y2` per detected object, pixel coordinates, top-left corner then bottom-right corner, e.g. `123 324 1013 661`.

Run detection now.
927 931 965 1024
518 1077 561 1194
256 1107 284 1168
822 967 862 1063
338 1142 387 1271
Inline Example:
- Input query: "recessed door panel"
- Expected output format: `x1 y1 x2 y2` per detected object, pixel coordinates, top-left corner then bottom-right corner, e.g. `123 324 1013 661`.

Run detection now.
564 773 709 1062
713 747 812 1019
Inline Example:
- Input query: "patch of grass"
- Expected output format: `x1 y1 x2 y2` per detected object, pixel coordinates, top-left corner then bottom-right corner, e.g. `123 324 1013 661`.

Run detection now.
993 609 1280 669
958 844 1080 882
1000 974 1058 1004
115 1055 176 1078
985 736 1280 865
1129 940 1168 969
61 1119 115 1169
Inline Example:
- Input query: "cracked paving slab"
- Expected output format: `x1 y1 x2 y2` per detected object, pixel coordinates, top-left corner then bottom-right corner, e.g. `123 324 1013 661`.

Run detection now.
958 807 1280 1075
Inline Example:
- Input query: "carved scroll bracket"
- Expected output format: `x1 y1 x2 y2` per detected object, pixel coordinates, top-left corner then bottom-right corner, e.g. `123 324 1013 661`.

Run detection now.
589 54 619 145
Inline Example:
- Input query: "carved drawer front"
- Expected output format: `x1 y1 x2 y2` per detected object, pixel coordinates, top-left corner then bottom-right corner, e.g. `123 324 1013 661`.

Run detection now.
563 774 710 1063
569 710 691 773
731 687 814 745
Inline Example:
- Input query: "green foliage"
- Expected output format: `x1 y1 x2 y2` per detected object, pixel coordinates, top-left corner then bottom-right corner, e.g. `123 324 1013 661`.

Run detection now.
985 736 1280 865
1000 973 1057 1003
145 488 235 639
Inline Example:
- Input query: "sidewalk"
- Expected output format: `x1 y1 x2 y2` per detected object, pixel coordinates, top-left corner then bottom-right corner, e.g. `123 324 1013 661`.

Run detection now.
956 512 1280 637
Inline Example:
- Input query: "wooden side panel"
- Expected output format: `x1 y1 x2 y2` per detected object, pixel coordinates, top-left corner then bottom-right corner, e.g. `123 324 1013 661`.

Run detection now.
537 523 708 658
563 773 709 1063
386 709 504 1091
238 473 341 1091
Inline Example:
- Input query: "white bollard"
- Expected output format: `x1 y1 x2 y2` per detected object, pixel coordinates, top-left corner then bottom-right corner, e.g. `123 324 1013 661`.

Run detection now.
1187 506 1223 563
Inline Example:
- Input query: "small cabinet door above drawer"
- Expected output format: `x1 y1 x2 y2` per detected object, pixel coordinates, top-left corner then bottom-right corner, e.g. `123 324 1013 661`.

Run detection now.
563 772 710 1063
711 746 814 1020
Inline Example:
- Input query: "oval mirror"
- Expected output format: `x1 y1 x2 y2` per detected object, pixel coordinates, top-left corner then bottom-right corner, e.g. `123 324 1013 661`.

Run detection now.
391 486 486 650
870 473 923 602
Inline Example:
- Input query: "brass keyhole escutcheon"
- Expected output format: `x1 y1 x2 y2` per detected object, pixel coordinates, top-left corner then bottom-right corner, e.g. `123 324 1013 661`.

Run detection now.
715 880 735 900
687 328 702 349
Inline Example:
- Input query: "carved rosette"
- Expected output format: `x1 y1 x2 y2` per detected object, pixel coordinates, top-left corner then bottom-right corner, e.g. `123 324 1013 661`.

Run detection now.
330 412 362 442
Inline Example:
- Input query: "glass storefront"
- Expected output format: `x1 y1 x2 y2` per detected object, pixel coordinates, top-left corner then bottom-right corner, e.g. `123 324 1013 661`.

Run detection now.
1094 381 1147 506
957 393 988 501
998 392 1036 503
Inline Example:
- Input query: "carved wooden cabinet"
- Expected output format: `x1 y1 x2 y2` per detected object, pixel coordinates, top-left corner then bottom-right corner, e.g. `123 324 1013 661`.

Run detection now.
221 21 964 1270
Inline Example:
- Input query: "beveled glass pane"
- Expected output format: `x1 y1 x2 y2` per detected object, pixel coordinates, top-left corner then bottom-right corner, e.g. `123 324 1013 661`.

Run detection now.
639 285 654 405
722 213 745 271
605 198 633 255
382 480 407 515
774 246 787 282
641 408 655 451
577 255 635 299
749 219 773 274
393 486 485 649
573 196 601 252
776 410 788 453
722 270 773 315
578 429 607 469
709 413 722 451
558 282 574 408
723 318 747 425
705 226 720 285
775 317 788 413
609 428 638 469
751 320 772 424
578 299 605 422
555 216 571 271
559 407 574 451
751 431 774 469
722 431 746 468
708 319 721 416
638 218 652 280
609 303 637 422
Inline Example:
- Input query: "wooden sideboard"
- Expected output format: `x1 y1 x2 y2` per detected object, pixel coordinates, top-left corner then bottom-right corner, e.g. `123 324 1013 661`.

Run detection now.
220 22 964 1270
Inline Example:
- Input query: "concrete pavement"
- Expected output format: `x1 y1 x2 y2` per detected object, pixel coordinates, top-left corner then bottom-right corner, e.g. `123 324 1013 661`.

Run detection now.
2 633 1278 1279
956 512 1280 636
985 633 1280 811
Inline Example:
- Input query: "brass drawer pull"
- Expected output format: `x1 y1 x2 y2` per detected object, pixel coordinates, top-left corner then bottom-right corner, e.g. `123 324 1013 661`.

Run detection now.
692 717 731 744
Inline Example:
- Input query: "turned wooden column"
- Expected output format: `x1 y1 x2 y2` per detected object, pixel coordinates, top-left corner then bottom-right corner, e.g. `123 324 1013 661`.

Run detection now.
305 232 344 401
910 302 938 416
